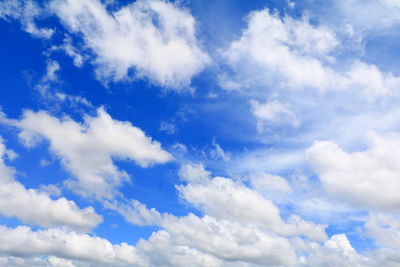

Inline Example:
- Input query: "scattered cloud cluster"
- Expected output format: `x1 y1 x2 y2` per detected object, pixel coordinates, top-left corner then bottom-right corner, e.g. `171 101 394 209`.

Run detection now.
0 0 53 38
1 0 400 266
98 163 400 266
107 164 327 265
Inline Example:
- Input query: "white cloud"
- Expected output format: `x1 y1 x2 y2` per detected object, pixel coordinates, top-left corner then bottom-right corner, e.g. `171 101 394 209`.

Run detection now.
48 256 77 267
0 182 102 232
250 172 292 194
35 60 60 98
171 142 188 154
251 99 299 131
2 157 391 266
304 234 372 266
221 9 400 100
0 225 146 266
5 108 172 199
159 121 176 135
0 221 305 267
0 0 53 38
38 184 61 197
137 230 222 267
176 164 327 241
43 60 61 82
4 147 18 160
177 176 286 232
49 36 85 67
0 224 223 267
0 256 52 267
307 131 400 210
367 248 400 267
365 212 400 248
0 138 15 183
209 138 231 161
178 162 211 184
347 61 400 100
221 9 339 91
161 214 298 266
176 174 327 241
39 159 51 167
0 255 80 267
104 199 162 226
0 138 102 232
50 0 210 89
34 60 94 110
334 0 400 32
107 163 328 265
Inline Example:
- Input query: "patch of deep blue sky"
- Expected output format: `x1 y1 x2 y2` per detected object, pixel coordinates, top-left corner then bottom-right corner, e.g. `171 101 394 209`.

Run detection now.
0 0 396 250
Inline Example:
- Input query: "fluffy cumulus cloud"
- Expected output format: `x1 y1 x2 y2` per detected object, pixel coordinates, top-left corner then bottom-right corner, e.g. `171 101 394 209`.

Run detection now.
0 218 383 267
50 0 210 88
100 163 400 266
347 61 400 100
0 0 209 89
2 108 172 199
303 234 373 266
137 230 222 267
307 131 400 210
0 225 146 266
0 226 221 267
0 127 398 266
220 8 400 100
176 164 327 241
161 214 298 266
178 162 211 184
0 181 102 232
0 138 102 232
221 9 338 91
106 163 330 266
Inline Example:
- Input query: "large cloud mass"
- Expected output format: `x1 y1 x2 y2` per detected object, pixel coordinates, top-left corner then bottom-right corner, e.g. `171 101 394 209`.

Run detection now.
50 0 210 88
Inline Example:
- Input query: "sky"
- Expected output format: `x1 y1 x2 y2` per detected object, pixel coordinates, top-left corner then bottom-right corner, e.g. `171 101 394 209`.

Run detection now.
1 0 400 266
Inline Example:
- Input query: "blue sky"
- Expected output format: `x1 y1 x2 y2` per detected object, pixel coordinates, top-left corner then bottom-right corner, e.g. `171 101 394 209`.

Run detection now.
1 0 400 266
